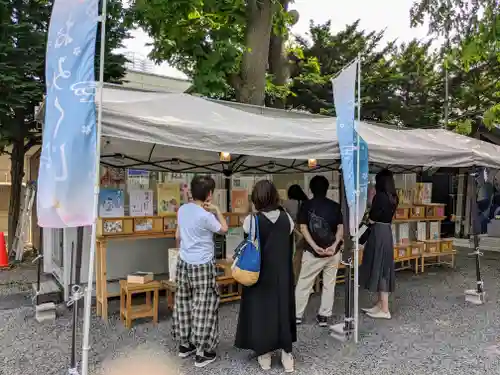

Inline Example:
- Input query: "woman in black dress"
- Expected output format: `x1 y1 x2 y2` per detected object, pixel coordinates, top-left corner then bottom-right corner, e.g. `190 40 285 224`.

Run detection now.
235 180 297 372
360 169 398 320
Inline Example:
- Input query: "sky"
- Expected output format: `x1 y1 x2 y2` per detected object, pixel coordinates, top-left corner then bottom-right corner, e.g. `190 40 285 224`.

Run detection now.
121 0 429 79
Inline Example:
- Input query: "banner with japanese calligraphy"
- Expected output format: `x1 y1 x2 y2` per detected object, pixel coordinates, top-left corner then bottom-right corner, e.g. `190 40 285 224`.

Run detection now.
331 60 369 236
37 0 100 228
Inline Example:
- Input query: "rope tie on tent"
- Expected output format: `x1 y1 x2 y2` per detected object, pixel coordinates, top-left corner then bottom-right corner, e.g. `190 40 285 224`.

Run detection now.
67 285 84 307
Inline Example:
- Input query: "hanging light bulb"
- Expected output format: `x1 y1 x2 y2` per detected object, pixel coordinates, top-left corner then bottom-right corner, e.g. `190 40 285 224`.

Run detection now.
308 159 317 168
220 152 231 162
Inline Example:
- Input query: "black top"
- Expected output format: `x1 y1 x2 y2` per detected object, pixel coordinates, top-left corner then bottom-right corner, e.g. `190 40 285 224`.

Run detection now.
369 192 397 223
235 211 296 355
297 196 343 257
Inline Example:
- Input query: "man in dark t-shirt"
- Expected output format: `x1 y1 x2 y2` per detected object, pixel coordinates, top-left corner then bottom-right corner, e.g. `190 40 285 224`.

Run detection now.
295 175 343 327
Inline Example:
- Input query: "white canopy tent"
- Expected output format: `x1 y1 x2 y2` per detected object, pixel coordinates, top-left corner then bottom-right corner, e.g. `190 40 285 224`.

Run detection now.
99 87 500 174
67 86 499 371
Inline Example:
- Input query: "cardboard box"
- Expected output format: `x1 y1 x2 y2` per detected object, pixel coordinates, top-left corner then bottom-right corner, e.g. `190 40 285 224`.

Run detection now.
127 272 154 284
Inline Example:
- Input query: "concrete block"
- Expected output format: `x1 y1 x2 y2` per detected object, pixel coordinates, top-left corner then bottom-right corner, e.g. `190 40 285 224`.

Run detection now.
35 302 56 323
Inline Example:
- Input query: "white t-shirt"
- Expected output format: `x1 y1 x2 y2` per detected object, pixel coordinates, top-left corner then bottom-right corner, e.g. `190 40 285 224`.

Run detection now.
242 210 294 240
177 203 222 265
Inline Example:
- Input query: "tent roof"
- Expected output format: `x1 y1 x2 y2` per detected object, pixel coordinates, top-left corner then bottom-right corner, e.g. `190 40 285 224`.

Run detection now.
99 87 500 173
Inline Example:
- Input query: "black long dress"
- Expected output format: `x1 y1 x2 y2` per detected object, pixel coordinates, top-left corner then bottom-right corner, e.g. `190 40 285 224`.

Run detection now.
360 192 397 293
235 211 297 355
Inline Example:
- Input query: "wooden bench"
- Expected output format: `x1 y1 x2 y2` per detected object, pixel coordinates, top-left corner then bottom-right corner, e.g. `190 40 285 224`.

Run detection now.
119 280 161 328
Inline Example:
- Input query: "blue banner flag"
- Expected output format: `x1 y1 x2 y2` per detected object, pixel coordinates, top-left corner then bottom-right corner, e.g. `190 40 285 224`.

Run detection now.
37 0 100 228
331 60 369 236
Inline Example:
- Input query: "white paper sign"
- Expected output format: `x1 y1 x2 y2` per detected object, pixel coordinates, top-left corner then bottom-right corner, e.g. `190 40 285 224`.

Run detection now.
129 189 154 216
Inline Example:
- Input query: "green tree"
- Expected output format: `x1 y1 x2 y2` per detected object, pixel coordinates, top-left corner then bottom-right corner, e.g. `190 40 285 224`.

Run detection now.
287 21 444 129
287 21 398 122
410 0 500 134
0 0 130 251
129 0 296 105
387 40 443 128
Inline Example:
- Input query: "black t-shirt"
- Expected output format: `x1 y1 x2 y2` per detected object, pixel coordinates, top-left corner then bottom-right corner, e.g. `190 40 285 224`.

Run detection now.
297 196 343 257
369 192 397 223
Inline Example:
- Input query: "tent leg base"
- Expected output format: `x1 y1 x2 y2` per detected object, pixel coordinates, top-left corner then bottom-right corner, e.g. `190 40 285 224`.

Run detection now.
329 323 351 342
465 289 486 305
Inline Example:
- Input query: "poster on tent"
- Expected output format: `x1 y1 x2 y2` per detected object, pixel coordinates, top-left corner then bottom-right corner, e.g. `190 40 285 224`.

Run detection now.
331 59 369 235
129 190 154 217
37 0 100 228
98 189 124 218
157 183 181 215
231 189 249 213
127 169 150 190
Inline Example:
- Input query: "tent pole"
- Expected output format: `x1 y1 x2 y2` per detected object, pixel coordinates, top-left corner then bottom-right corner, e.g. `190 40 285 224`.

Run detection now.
353 53 361 343
330 172 354 341
81 1 107 374
67 235 83 375
465 167 485 305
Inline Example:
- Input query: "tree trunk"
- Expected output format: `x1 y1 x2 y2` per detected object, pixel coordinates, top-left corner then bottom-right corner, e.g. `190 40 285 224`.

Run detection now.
236 0 274 105
8 138 26 254
267 0 289 109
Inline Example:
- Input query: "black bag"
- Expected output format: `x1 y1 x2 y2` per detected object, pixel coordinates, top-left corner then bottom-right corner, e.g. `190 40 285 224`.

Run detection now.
308 211 335 249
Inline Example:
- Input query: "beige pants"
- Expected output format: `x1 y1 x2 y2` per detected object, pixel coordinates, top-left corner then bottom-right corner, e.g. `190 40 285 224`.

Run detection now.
295 250 341 318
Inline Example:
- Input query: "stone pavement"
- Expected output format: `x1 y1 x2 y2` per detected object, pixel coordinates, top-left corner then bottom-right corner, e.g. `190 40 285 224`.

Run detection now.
1 253 499 375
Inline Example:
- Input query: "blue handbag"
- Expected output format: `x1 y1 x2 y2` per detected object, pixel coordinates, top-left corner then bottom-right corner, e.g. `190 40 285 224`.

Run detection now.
231 214 261 286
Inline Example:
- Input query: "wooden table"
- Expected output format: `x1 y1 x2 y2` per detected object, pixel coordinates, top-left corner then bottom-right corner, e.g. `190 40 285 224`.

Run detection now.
394 256 420 274
421 250 457 273
119 280 161 328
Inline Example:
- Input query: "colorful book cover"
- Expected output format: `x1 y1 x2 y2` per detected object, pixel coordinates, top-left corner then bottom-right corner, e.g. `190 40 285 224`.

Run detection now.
129 190 154 217
98 188 124 217
157 183 181 216
399 223 410 244
231 189 249 213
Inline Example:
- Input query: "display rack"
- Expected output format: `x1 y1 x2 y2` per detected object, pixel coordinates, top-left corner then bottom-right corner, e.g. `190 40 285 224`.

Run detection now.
95 212 246 320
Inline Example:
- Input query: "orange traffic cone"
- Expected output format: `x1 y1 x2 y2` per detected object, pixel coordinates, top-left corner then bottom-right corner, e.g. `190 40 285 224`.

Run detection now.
0 232 8 268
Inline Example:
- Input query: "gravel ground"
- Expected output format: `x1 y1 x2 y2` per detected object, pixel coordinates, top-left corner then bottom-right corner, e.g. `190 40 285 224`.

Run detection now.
1 253 500 375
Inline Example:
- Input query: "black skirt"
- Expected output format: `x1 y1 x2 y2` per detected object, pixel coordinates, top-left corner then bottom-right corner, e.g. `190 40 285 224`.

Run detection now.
360 222 395 293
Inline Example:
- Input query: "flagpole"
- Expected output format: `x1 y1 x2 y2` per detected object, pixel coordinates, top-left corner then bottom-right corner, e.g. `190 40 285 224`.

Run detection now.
81 0 107 374
353 53 361 343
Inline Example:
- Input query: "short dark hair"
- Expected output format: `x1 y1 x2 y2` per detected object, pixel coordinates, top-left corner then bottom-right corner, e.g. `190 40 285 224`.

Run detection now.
288 184 308 201
251 180 280 212
190 175 216 201
309 175 329 197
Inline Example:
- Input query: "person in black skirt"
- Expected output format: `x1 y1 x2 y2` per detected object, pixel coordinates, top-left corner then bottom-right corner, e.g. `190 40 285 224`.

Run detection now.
235 180 297 372
360 169 398 319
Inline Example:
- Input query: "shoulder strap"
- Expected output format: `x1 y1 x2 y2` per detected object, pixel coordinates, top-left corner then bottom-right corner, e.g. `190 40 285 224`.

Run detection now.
254 214 260 244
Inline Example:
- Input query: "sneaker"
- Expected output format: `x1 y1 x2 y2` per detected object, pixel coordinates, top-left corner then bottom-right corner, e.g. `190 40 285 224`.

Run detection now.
178 343 196 358
367 310 391 320
296 317 303 325
316 315 328 327
194 351 217 368
281 350 294 373
361 305 380 314
258 353 272 370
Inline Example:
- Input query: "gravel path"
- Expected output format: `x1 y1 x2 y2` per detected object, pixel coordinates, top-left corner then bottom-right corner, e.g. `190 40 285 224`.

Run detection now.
1 253 500 375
